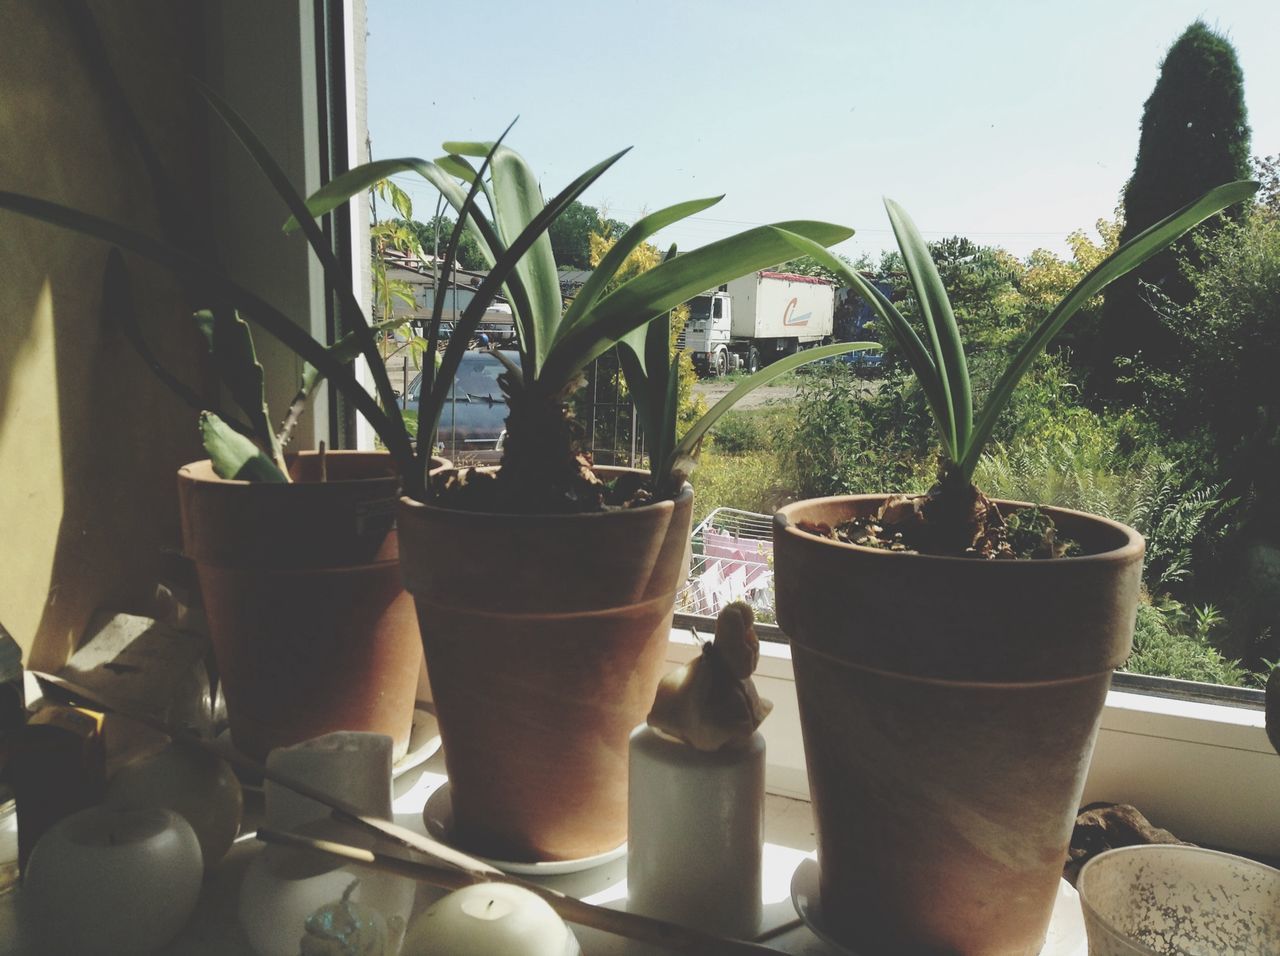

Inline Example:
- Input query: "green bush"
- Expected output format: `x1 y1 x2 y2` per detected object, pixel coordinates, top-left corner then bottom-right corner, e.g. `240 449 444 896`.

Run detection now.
1126 599 1251 686
782 367 932 499
690 447 792 526
706 406 788 455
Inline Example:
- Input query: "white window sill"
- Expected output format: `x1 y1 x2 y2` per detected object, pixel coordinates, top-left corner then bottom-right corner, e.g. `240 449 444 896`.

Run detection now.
663 627 1280 858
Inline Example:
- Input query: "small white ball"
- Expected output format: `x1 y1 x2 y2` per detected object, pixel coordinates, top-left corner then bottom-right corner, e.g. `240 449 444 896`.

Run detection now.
24 806 203 955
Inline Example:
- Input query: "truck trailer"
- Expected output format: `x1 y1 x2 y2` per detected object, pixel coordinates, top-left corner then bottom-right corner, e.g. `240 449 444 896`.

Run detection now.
678 271 836 375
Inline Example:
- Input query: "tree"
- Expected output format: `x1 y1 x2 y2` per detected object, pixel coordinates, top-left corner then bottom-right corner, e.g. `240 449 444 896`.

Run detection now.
548 201 626 270
1099 20 1251 397
394 215 487 270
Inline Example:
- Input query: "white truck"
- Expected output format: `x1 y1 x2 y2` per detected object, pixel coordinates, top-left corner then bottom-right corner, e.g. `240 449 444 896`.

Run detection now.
678 271 836 376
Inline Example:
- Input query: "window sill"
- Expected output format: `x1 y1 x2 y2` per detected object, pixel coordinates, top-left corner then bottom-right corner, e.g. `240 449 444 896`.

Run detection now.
663 627 1279 857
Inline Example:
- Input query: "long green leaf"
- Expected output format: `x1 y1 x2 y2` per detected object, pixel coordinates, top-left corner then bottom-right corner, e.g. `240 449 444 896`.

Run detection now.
662 341 880 481
958 179 1258 479
0 192 406 469
763 228 963 462
420 148 631 435
615 245 682 484
435 153 500 233
420 135 513 461
432 151 536 359
885 199 966 460
199 412 288 482
290 155 538 357
557 197 722 344
196 309 283 469
541 221 854 392
444 142 598 375
198 84 415 472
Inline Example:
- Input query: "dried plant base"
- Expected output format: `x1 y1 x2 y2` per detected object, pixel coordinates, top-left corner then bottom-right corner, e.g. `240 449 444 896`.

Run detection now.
428 462 658 515
797 486 1080 560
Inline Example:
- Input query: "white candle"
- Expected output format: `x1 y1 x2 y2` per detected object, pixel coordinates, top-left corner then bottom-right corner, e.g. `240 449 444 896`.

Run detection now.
23 805 203 955
106 742 243 868
403 883 580 956
627 724 766 938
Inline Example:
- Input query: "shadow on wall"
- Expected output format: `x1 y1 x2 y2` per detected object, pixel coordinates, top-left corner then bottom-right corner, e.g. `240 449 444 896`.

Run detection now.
0 2 208 670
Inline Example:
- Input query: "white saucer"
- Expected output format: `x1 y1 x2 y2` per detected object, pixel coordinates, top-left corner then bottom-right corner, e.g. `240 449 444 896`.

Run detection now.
422 781 628 876
790 858 1087 956
223 705 442 790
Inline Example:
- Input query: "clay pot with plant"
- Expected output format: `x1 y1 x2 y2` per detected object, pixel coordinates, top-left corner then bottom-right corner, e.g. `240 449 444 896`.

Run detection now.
297 134 876 861
771 181 1258 956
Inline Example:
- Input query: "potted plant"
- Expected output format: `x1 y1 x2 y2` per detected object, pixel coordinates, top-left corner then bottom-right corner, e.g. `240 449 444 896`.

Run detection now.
767 181 1257 955
4 96 871 854
293 134 877 862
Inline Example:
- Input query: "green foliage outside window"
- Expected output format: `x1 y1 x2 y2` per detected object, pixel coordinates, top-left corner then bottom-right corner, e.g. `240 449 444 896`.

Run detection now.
1098 19 1252 396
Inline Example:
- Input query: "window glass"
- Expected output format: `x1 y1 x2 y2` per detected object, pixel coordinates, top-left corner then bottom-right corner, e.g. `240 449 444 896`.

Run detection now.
363 2 1278 700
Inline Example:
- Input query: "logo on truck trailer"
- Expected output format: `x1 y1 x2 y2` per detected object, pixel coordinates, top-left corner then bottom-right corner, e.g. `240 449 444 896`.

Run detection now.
782 297 811 327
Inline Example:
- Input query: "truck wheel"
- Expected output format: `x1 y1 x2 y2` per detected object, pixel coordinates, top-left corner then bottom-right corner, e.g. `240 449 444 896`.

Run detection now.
746 346 761 374
714 350 728 377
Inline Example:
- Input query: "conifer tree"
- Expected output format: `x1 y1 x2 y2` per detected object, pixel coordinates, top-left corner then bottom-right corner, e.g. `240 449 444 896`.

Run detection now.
1095 20 1250 398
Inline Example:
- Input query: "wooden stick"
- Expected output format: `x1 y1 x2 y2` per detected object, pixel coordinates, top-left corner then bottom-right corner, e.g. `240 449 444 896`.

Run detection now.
258 827 785 956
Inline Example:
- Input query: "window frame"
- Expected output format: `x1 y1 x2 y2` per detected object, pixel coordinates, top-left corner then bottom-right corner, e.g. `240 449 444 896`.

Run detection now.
336 0 1275 858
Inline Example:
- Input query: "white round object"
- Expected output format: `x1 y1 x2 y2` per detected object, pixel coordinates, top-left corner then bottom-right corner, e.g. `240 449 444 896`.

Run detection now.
404 883 580 956
1077 844 1280 956
24 806 203 955
107 742 243 867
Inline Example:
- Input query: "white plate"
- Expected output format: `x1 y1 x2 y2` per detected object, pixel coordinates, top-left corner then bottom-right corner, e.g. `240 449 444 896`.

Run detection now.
790 857 1087 956
422 781 627 876
223 705 441 790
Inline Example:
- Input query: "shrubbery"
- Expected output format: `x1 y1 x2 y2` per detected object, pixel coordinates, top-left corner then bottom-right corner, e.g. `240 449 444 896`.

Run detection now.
688 196 1278 687
1127 599 1253 687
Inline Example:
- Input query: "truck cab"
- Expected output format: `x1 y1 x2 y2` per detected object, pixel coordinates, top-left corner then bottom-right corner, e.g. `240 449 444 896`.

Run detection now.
679 288 737 376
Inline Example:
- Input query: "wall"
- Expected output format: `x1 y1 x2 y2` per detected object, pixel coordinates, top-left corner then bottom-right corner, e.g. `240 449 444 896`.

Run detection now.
0 2 211 670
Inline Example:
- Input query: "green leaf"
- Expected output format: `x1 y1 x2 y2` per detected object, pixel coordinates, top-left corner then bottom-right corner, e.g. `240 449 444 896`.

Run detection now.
958 179 1259 480
199 411 288 482
885 199 969 459
557 196 722 343
421 134 516 446
419 147 631 435
541 220 854 393
444 143 581 375
202 309 283 469
197 83 414 471
0 191 408 473
766 226 1000 464
663 341 881 482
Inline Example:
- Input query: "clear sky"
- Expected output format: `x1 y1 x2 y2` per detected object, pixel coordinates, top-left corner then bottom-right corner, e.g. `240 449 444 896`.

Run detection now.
365 0 1279 262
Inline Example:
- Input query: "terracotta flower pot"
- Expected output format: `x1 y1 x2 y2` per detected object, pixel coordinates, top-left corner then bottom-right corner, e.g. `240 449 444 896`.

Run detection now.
774 495 1143 956
397 467 694 862
178 451 447 762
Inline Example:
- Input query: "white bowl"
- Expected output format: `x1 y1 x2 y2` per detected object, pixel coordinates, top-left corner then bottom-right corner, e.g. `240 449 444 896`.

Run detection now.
1076 844 1280 955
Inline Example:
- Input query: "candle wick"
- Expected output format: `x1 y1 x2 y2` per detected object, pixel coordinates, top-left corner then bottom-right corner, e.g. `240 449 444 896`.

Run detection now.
486 900 494 913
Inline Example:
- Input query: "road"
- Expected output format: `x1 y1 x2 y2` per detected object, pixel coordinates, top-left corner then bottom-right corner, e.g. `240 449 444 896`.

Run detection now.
692 381 798 411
